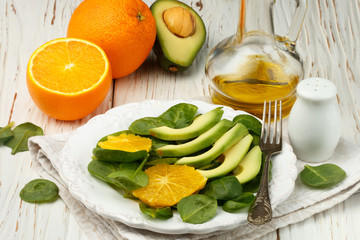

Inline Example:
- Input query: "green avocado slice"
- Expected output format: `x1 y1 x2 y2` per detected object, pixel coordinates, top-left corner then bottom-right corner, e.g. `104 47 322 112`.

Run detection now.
198 134 253 179
149 107 223 141
233 145 262 184
175 123 249 168
156 119 233 157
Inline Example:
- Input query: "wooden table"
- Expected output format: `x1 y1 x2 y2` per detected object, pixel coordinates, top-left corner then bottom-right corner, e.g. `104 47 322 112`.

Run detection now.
1 0 360 239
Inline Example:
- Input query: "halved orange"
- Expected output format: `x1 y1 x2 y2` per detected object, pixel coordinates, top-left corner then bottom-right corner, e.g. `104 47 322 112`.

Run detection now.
27 38 112 121
133 164 207 208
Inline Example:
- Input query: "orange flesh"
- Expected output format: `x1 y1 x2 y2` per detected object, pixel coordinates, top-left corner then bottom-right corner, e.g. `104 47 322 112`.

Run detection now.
31 41 106 93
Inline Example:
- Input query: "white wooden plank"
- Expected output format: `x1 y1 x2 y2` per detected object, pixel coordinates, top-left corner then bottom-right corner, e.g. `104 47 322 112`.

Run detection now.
0 1 93 240
279 194 360 239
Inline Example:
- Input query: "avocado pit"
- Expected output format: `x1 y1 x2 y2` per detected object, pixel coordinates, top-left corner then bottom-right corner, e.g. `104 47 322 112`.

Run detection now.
162 7 196 38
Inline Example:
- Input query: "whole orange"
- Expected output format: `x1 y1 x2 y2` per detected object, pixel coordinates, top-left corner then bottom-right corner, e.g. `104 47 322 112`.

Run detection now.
67 0 156 79
27 38 112 121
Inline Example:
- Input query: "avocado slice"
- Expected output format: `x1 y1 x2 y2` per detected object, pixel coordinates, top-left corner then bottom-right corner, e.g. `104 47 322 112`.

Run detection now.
233 145 262 184
156 119 233 157
149 107 223 141
175 123 249 168
150 0 206 72
198 134 253 179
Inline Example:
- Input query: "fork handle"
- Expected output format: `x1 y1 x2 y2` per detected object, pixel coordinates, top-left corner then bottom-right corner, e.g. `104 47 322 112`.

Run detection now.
247 154 272 225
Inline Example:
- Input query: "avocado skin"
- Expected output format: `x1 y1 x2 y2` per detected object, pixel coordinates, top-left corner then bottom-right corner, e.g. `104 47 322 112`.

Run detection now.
153 42 188 72
150 0 206 72
156 119 233 157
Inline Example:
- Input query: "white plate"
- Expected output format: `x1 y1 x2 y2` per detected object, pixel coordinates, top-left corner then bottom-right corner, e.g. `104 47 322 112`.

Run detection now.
59 99 297 234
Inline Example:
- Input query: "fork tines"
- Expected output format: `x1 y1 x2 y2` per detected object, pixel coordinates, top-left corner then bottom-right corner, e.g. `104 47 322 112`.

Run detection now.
261 100 282 145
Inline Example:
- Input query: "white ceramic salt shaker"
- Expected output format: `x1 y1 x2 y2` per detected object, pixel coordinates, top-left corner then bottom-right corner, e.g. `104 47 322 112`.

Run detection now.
288 77 341 162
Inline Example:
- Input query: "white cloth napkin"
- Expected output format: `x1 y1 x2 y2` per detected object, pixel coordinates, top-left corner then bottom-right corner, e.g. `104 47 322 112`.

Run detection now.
28 131 360 240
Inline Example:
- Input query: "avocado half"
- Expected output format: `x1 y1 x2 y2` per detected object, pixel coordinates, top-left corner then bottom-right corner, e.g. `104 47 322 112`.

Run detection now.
150 0 206 72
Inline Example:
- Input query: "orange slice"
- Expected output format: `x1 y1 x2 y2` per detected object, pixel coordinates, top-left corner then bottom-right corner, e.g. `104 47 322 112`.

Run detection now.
98 133 152 152
133 164 207 208
27 38 112 121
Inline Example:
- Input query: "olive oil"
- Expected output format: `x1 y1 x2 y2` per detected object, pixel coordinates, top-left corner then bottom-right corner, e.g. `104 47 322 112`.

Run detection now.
210 59 299 118
205 0 306 118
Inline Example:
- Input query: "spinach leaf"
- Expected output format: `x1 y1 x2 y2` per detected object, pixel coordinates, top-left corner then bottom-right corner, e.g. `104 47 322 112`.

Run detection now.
148 136 172 158
222 192 255 213
93 147 148 163
139 202 173 219
177 194 217 224
149 136 170 149
128 103 198 135
251 133 260 146
20 179 59 203
300 164 346 188
202 176 243 201
196 158 222 170
88 159 138 184
108 155 149 191
108 169 148 190
5 122 43 154
233 114 262 136
159 103 198 128
242 176 260 193
0 121 15 144
129 117 175 135
146 158 178 166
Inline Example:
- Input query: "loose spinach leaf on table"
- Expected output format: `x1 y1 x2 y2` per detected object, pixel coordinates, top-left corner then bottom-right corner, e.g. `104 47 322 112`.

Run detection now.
5 122 43 154
0 121 15 144
20 179 59 203
222 192 255 213
177 194 217 224
300 164 346 188
139 202 173 219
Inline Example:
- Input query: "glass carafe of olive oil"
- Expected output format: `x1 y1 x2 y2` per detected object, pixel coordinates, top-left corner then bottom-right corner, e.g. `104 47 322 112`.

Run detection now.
205 0 307 117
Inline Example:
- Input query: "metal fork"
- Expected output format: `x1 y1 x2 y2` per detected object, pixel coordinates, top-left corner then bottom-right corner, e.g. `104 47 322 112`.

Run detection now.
248 100 283 225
